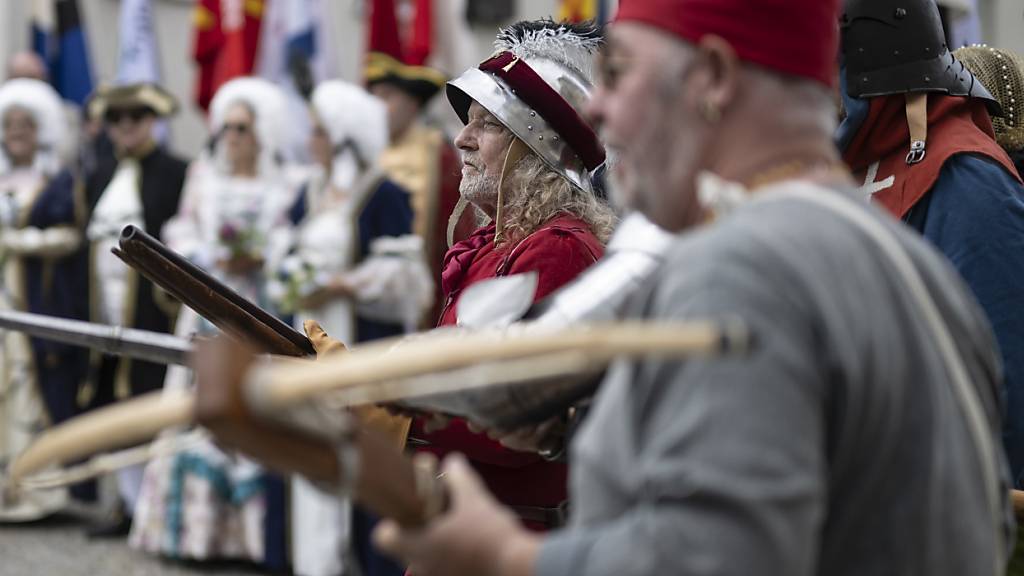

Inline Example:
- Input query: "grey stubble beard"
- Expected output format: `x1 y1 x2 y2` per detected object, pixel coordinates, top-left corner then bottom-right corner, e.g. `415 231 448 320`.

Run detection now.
459 170 500 213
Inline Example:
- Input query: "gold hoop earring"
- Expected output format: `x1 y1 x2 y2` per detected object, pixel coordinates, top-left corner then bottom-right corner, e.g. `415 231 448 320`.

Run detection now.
699 100 721 124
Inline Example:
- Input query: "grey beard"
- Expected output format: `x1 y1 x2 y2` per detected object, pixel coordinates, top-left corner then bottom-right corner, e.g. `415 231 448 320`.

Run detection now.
459 171 500 209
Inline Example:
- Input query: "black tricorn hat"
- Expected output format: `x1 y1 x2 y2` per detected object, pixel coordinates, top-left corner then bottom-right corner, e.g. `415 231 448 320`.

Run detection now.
87 82 179 121
364 52 447 106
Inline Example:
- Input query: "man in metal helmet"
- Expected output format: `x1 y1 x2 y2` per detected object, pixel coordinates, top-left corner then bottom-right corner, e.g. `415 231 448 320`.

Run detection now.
838 0 1024 489
405 19 616 534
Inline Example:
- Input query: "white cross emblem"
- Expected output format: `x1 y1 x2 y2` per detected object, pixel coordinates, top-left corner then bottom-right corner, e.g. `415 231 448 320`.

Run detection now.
859 161 895 199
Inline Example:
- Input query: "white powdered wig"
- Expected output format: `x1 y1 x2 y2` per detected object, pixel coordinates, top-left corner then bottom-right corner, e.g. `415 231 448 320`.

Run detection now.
209 76 288 177
310 80 389 190
494 19 603 84
0 78 67 176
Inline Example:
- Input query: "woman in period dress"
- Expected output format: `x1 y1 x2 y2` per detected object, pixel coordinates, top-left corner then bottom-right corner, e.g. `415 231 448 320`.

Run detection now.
129 78 297 564
268 80 433 576
0 78 81 521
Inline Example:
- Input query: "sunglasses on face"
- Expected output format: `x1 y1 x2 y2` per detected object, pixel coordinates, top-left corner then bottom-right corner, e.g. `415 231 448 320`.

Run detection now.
221 123 252 136
105 108 152 124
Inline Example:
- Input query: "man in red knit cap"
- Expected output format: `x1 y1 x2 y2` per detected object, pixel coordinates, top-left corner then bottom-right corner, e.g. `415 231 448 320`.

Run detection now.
372 0 1013 575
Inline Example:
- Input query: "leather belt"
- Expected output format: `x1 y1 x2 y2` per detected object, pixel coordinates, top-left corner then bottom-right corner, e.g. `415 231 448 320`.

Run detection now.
510 502 569 528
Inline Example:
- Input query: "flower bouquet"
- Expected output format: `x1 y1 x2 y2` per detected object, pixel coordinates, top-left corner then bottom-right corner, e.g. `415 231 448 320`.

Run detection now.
218 221 263 262
267 254 333 314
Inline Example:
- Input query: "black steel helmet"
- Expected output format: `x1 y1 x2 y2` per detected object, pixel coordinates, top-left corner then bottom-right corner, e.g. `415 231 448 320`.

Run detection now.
841 0 1001 114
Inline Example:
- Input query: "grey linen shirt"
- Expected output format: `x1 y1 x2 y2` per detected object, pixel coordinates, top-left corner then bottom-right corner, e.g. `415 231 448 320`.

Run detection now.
536 188 1014 576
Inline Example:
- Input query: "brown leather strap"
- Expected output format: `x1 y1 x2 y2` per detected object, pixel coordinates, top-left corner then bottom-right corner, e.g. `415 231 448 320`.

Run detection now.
495 139 530 244
905 93 929 165
510 502 569 527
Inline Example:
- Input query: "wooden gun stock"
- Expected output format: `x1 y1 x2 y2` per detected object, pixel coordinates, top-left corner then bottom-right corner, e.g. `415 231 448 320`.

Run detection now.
114 225 315 358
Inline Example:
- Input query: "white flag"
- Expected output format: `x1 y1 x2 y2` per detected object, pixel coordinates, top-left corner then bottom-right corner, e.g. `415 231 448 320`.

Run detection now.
117 0 168 141
256 0 335 163
117 0 159 84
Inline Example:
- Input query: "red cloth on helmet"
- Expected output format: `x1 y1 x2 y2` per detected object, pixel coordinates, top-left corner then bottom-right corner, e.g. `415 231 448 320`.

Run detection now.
614 0 841 88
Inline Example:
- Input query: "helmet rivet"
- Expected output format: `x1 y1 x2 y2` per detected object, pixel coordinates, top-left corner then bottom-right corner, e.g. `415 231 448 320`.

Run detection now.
924 76 931 83
530 111 537 117
895 7 907 18
538 135 544 141
527 125 534 131
553 136 559 142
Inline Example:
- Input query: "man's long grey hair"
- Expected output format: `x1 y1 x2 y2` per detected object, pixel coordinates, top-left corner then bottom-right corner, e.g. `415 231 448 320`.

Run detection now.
500 153 617 246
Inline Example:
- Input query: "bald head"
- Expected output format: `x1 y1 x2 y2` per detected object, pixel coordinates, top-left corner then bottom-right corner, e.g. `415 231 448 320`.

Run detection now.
7 52 48 81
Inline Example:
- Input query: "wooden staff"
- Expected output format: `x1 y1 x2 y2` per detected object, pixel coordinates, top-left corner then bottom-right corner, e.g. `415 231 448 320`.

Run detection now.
5 321 749 527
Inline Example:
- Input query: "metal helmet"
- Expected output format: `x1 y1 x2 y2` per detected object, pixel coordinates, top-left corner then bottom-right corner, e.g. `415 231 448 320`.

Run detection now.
841 0 1000 114
446 20 605 194
955 45 1024 152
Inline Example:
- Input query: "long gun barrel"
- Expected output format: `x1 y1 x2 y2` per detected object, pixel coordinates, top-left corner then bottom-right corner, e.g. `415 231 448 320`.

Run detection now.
113 225 315 358
0 309 193 365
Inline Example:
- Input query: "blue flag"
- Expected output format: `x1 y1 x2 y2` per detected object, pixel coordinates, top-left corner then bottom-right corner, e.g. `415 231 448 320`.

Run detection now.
32 0 94 105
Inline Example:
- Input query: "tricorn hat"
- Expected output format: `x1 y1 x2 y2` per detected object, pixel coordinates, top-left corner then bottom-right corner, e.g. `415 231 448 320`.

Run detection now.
364 53 447 106
87 82 179 121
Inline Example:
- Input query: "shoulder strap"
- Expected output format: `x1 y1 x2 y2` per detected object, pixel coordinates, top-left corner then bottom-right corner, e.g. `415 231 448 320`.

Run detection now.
756 185 1006 574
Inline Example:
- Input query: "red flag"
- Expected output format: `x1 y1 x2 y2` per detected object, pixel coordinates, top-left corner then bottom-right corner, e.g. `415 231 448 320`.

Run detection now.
367 0 402 60
366 0 432 65
241 0 263 72
192 0 223 110
192 0 264 110
558 0 597 22
404 0 433 66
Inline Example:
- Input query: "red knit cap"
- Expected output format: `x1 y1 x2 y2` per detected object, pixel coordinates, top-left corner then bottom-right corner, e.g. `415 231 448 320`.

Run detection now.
615 0 841 88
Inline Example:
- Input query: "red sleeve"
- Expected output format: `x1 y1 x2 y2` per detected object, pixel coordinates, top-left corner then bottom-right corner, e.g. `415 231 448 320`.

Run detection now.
413 418 549 467
413 226 603 468
506 226 603 301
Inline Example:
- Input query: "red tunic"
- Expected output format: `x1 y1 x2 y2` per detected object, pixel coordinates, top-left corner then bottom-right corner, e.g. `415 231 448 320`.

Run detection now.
413 213 604 521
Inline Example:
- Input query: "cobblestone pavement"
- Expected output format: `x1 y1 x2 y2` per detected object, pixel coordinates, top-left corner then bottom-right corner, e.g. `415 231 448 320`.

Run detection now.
0 505 267 576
